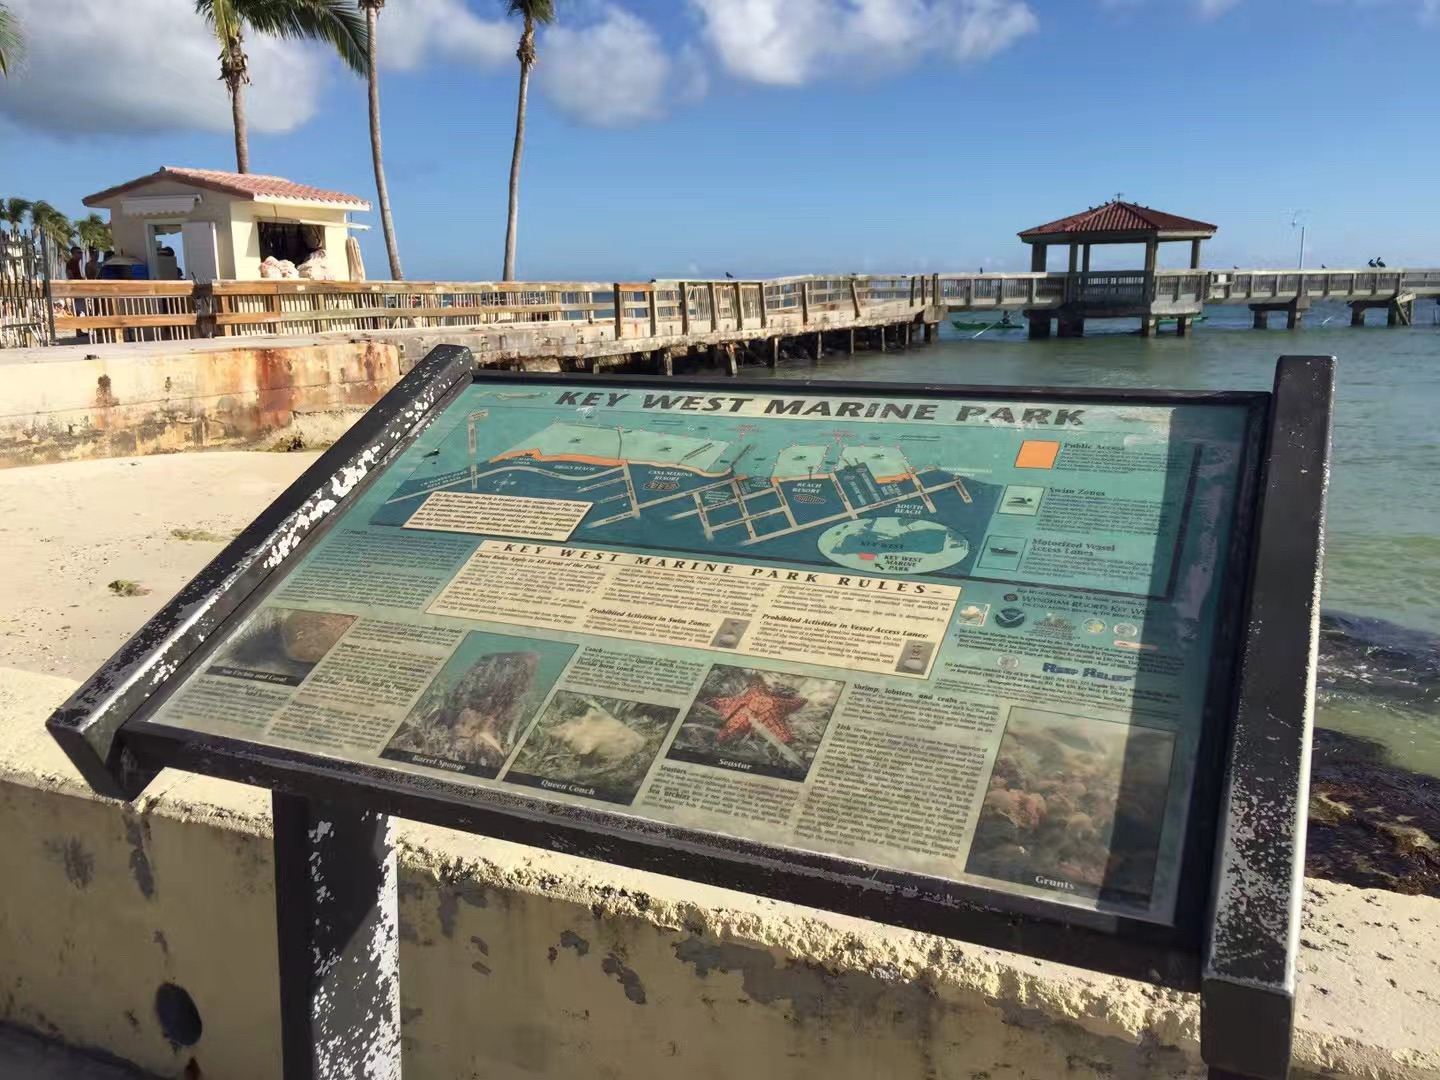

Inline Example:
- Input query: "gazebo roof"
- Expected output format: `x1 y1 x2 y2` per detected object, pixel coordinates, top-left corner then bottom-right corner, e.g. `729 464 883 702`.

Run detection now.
1019 200 1217 244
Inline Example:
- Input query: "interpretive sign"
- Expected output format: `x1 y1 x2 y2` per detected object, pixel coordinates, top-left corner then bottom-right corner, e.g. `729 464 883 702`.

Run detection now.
48 346 1333 1080
143 376 1252 923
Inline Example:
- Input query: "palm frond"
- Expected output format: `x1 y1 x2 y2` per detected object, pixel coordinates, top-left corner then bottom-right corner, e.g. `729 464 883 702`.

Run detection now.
505 0 556 25
233 0 368 73
1 197 32 226
0 3 25 78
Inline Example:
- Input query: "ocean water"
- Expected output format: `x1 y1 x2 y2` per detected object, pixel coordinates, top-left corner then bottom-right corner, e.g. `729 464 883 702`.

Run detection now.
754 299 1440 774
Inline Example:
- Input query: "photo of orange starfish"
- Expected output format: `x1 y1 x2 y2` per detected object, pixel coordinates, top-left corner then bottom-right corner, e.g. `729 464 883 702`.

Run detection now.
670 665 844 781
708 679 807 744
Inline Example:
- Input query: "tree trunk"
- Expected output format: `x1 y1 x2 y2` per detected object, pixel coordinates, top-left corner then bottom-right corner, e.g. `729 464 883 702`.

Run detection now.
365 3 403 279
502 16 535 282
230 76 249 173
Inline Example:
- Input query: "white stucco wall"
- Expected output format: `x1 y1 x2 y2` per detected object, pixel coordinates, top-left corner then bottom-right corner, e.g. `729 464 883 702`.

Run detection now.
88 179 238 280
233 201 355 281
90 180 356 282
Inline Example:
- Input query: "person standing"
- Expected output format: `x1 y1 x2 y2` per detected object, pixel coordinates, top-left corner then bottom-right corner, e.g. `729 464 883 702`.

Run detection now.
65 245 84 280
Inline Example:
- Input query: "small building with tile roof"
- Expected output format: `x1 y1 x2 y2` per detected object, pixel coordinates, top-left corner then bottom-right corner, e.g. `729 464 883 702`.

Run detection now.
1019 199 1217 275
83 166 370 282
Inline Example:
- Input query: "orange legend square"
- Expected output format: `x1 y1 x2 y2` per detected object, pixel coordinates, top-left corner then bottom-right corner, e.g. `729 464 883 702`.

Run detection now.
1015 440 1061 469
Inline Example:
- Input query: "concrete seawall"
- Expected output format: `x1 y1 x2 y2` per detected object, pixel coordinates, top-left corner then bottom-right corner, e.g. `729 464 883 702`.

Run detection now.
0 337 401 468
1 447 1436 1080
4 665 1438 1080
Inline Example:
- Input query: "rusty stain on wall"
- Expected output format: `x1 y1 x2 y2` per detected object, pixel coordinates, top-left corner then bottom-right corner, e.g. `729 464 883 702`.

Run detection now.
1 341 403 468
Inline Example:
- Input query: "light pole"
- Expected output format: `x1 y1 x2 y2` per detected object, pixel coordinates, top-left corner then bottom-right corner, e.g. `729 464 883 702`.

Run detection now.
1289 211 1308 270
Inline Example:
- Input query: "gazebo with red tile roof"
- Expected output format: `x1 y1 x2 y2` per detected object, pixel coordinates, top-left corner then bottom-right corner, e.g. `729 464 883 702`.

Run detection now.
1015 200 1218 338
1019 199 1217 275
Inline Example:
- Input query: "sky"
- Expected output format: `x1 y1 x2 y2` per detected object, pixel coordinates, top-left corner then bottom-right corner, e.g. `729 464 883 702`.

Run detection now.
1 0 1438 280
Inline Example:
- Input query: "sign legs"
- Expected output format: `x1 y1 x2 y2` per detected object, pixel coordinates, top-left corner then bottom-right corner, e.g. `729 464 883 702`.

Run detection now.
273 792 403 1080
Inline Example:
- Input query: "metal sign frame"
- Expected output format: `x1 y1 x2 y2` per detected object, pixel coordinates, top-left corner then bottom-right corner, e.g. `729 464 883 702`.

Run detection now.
46 346 1332 1080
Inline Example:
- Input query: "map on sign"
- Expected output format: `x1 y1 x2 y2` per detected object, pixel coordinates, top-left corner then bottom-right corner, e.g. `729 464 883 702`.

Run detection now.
371 409 1004 580
143 380 1257 926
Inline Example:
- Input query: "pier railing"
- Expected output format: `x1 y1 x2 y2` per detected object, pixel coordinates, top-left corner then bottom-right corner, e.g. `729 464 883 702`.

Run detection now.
30 266 1440 347
1210 268 1440 303
42 274 937 347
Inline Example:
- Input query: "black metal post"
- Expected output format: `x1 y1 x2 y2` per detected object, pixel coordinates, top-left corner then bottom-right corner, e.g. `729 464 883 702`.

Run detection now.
1201 355 1334 1080
273 792 402 1080
39 231 56 345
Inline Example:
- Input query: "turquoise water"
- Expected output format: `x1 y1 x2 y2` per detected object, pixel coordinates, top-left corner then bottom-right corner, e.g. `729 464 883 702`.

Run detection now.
755 299 1440 772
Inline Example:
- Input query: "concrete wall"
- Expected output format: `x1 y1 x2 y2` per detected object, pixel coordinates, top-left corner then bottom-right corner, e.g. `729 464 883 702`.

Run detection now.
2 668 1436 1080
0 338 402 467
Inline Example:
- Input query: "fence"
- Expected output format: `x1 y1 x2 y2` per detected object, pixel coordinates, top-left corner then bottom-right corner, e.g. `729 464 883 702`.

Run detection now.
0 227 55 349
30 275 937 348
14 267 1440 350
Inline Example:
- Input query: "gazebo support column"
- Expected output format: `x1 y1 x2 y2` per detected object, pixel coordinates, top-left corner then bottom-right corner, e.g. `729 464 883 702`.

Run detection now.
1191 238 1203 269
1030 245 1047 273
1068 245 1079 274
1082 244 1092 272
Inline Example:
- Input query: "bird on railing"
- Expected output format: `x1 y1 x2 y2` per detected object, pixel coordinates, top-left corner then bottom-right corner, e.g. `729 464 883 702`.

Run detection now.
1376 258 1387 268
724 271 734 279
1368 259 1377 268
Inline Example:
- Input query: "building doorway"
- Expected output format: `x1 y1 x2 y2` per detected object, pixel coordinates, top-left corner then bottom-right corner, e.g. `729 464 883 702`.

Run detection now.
146 222 185 280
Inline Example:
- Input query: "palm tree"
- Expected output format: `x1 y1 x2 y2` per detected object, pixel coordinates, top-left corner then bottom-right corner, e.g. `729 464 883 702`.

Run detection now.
359 0 402 279
501 0 555 281
0 3 22 79
1 197 32 232
29 202 72 246
76 213 112 256
195 0 368 174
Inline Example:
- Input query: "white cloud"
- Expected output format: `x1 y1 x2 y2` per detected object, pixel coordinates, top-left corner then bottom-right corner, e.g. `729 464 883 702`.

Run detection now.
377 0 513 71
0 0 334 136
689 0 1037 86
540 7 675 126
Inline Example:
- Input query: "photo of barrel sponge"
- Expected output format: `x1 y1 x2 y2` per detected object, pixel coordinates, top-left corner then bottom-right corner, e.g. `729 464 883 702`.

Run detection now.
208 607 356 683
505 692 678 804
667 664 844 781
965 707 1175 904
382 631 575 778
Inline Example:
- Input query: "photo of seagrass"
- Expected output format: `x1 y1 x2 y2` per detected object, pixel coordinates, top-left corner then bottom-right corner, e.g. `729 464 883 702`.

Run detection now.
381 631 574 778
666 664 843 781
503 692 677 804
207 607 356 686
964 707 1175 904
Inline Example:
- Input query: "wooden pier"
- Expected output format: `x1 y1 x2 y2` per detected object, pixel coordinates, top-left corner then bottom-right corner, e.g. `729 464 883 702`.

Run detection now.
28 264 1440 368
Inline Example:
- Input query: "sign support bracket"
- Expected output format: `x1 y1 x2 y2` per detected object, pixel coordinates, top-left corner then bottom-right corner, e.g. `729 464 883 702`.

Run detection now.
273 791 403 1080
